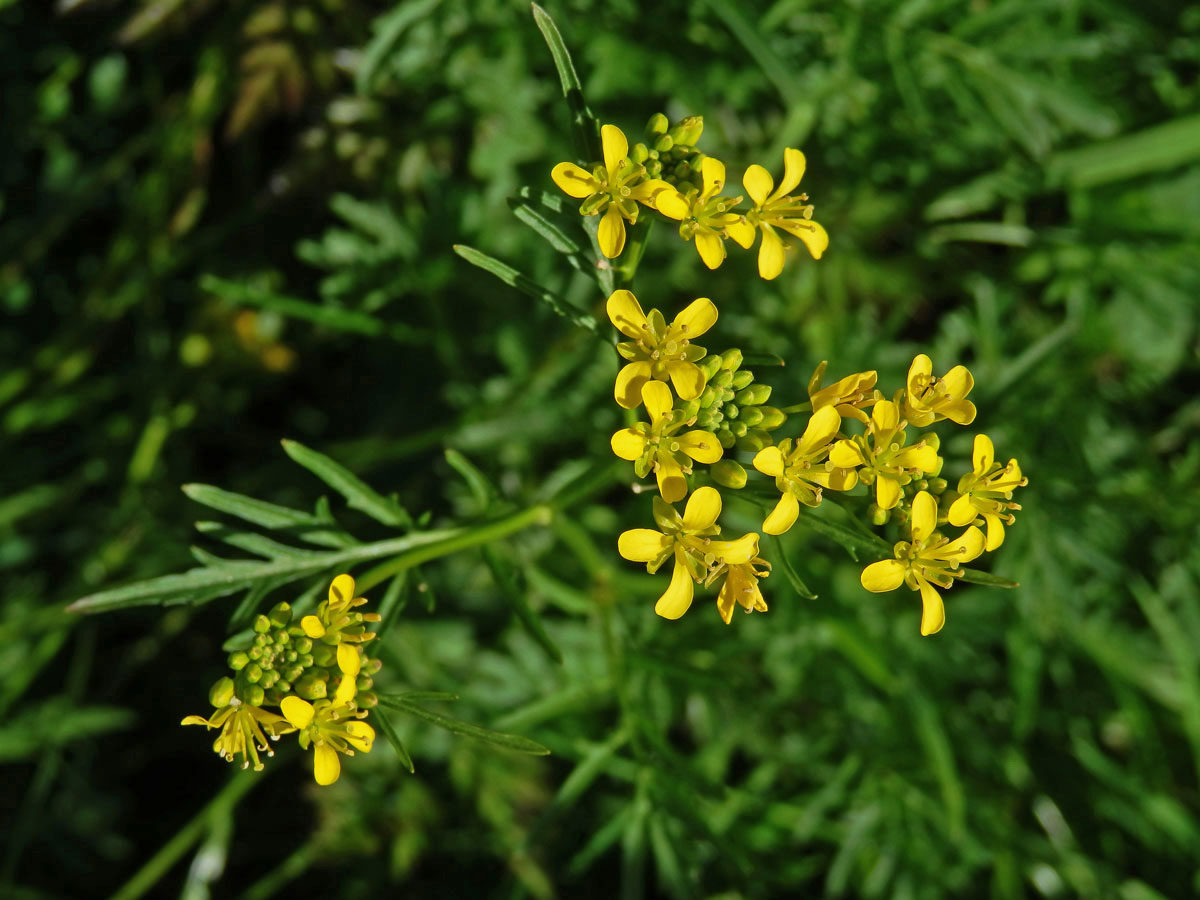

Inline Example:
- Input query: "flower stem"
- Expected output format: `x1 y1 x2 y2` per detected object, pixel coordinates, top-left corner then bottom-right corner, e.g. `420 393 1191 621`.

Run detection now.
614 217 653 290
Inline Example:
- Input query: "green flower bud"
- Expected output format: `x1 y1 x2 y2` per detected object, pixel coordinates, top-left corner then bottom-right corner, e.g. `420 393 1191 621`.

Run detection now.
715 427 736 449
673 161 694 182
713 369 733 388
711 459 748 489
253 614 271 634
242 684 265 707
740 407 764 427
356 675 374 691
730 370 754 391
653 134 674 153
284 665 304 683
630 142 649 164
646 159 663 177
736 383 772 406
923 432 941 451
293 637 312 654
735 431 771 453
356 692 378 709
758 407 787 430
366 658 383 675
228 651 249 671
260 670 279 689
298 653 314 668
646 112 669 136
668 115 703 146
731 421 749 438
247 646 263 661
244 663 263 684
268 602 292 628
699 356 723 379
255 633 271 647
312 645 336 668
274 630 290 647
285 649 298 663
721 349 744 371
926 477 948 494
209 677 235 708
274 679 292 694
295 673 328 701
869 504 890 526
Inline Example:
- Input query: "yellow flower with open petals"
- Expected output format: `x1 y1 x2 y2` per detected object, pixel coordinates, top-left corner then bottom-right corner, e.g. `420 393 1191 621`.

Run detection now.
280 643 373 785
655 157 749 269
551 124 672 259
901 354 976 426
752 406 857 534
712 555 771 624
300 573 381 645
611 381 722 502
829 400 940 510
807 360 878 423
181 699 295 771
739 148 829 279
607 289 716 408
860 490 985 635
948 434 1027 550
618 487 758 619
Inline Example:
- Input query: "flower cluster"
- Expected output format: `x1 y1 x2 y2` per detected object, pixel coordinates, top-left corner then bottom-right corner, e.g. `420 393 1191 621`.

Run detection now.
553 115 827 280
182 574 381 784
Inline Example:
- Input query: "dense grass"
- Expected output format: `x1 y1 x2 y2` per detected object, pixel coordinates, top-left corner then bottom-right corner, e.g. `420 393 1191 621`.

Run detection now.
2 0 1198 897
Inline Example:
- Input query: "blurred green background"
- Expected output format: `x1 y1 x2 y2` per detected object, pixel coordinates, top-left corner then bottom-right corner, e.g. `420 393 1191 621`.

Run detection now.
2 0 1199 897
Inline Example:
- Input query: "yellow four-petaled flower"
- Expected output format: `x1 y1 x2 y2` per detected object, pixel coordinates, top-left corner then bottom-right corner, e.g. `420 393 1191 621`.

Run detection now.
607 289 716 409
948 434 1026 550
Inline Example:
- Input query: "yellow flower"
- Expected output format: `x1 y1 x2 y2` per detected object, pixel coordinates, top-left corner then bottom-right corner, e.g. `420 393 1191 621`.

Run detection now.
617 486 759 620
280 643 373 785
900 354 976 427
860 490 985 635
829 400 940 510
655 157 750 269
611 381 723 503
551 124 672 259
947 434 1027 550
607 289 716 409
300 573 381 645
712 555 771 624
752 406 858 534
807 360 878 423
739 148 829 279
181 700 295 771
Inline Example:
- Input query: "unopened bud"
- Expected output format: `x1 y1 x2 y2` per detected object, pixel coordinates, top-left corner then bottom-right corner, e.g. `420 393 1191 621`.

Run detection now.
630 142 649 164
926 477 947 494
228 651 249 671
668 115 704 146
653 134 674 153
244 663 263 684
356 691 378 709
242 684 265 707
736 431 771 453
740 407 765 427
209 677 235 708
758 407 787 429
721 348 743 371
268 602 292 628
253 614 271 634
645 112 669 136
295 674 328 701
715 427 736 449
869 504 890 526
731 370 754 391
699 356 723 379
312 645 336 668
736 383 772 406
293 636 312 654
711 459 748 489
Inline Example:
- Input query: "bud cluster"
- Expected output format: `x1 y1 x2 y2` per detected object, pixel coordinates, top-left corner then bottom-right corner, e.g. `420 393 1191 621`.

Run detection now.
680 349 787 454
630 113 708 194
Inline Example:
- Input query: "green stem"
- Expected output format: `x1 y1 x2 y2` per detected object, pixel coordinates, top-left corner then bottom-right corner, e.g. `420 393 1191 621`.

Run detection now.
108 771 262 900
613 217 653 290
779 401 813 415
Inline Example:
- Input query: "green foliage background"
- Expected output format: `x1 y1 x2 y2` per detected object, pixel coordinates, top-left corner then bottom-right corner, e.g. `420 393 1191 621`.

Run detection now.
2 0 1198 897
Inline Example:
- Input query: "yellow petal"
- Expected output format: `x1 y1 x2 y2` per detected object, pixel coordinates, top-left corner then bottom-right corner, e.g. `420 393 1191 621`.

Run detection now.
655 189 690 220
314 743 341 785
716 587 736 625
876 476 902 510
781 218 828 260
601 123 628 177
630 177 673 204
773 148 807 199
941 365 974 400
907 354 932 394
335 672 358 704
677 430 723 464
947 494 977 528
654 553 695 619
742 163 774 207
972 434 995 473
180 715 213 727
700 157 726 198
816 467 858 492
724 217 756 249
861 559 905 592
656 458 687 503
666 361 705 401
641 380 674 423
606 289 649 338
918 578 946 635
983 514 1006 552
757 225 785 280
752 446 785 478
711 533 759 565
682 485 722 531
301 615 326 639
671 297 718 339
598 206 626 258
610 427 646 461
940 524 986 563
910 491 936 541
281 696 315 729
550 162 600 198
894 443 940 472
344 721 375 753
337 642 361 677
763 492 800 535
615 361 653 409
941 399 977 425
695 231 726 269
329 573 356 605
872 399 899 432
618 528 671 562
829 440 864 469
799 405 841 452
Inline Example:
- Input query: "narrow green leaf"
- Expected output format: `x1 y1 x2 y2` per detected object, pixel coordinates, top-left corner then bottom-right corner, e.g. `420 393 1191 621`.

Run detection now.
483 546 564 665
356 0 444 95
956 567 1019 588
507 195 582 254
194 522 319 560
282 439 413 528
1047 113 1200 188
371 706 415 774
792 508 893 562
453 244 598 333
703 0 800 104
739 353 786 368
443 448 498 510
396 691 461 703
181 483 353 549
531 3 600 163
373 570 408 638
377 694 550 755
766 535 817 600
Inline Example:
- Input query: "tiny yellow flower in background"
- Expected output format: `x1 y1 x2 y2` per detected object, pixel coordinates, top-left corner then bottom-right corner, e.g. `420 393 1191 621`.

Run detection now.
829 399 941 510
655 157 747 269
182 699 295 771
807 360 878 423
739 148 829 279
551 124 672 259
611 381 722 503
752 406 857 535
712 555 771 624
618 487 759 620
860 491 985 635
948 434 1027 550
301 573 381 645
607 289 716 409
901 354 976 427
